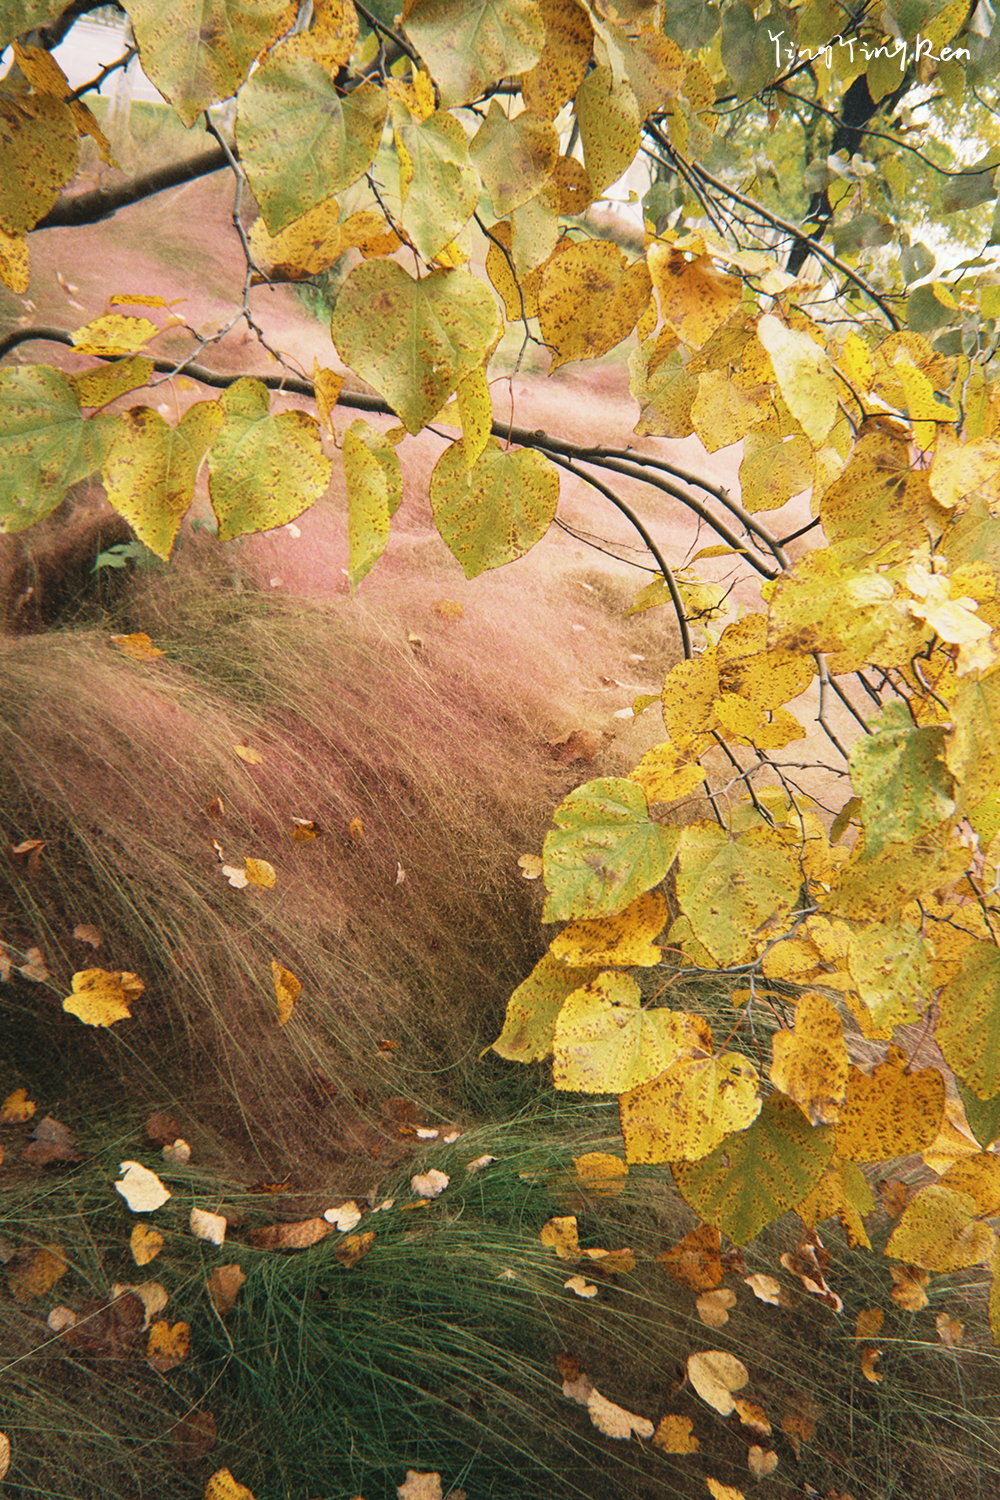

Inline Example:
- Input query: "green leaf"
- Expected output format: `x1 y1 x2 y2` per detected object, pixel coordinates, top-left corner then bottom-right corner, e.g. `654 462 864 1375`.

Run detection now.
542 777 680 922
469 99 558 216
402 0 545 108
672 1093 836 1244
342 418 403 591
674 823 803 968
391 103 481 261
103 402 225 560
0 0 65 50
69 357 155 410
619 1050 760 1164
238 50 386 234
957 1078 1000 1150
739 429 814 513
938 939 1000 1101
553 972 713 1094
849 699 956 859
429 436 558 577
720 1 777 99
574 65 641 198
129 0 290 126
491 951 600 1062
330 261 500 434
0 366 113 532
208 378 332 541
0 91 78 234
847 919 930 1036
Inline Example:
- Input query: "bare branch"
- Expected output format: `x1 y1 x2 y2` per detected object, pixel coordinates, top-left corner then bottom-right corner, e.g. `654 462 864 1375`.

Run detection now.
33 147 227 230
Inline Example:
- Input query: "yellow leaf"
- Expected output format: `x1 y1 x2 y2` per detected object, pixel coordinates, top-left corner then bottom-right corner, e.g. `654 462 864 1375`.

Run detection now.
744 1273 782 1306
696 1288 736 1327
313 361 344 434
70 356 154 410
890 1264 930 1311
735 1399 771 1436
620 1051 760 1163
130 1225 164 1267
629 741 707 803
648 243 741 347
549 890 669 967
574 64 640 197
147 1319 190 1372
653 1413 699 1453
105 402 226 561
657 1223 723 1290
335 1230 376 1268
769 992 849 1125
244 859 277 889
0 224 29 293
205 1469 256 1500
572 1152 628 1197
757 313 838 447
939 1153 1000 1217
855 1306 884 1339
70 314 159 357
586 1388 654 1440
492 951 600 1063
797 1156 874 1249
539 239 651 368
518 853 544 880
886 1184 996 1271
929 429 1000 509
5 1243 67 1303
271 960 300 1025
233 744 263 765
521 0 594 118
470 98 558 217
109 632 166 660
836 1048 945 1163
564 1274 598 1298
63 968 143 1028
541 1215 580 1259
936 1311 964 1347
0 1087 35 1123
860 1347 882 1384
455 366 492 467
705 1481 745 1500
688 1350 749 1415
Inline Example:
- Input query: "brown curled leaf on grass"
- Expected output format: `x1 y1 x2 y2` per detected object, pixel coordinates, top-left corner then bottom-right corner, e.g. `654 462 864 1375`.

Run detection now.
247 1217 331 1250
291 816 321 841
10 839 46 877
687 1351 749 1415
748 1446 778 1478
5 1243 67 1303
780 1229 842 1311
0 1087 35 1123
860 1347 883 1384
780 1404 817 1457
63 968 143 1028
696 1288 736 1327
889 1263 931 1311
652 1413 699 1453
111 1280 168 1329
207 1264 246 1315
586 1389 655 1440
233 744 263 765
146 1319 191 1372
24 1115 79 1167
657 1223 723 1290
334 1230 376 1268
62 1292 146 1358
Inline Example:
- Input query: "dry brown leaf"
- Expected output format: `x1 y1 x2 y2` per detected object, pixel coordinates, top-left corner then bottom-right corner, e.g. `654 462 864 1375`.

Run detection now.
743 1272 782 1306
171 1408 216 1462
564 1275 599 1298
205 1470 256 1500
291 817 321 841
748 1446 778 1478
860 1347 882 1384
397 1473 443 1500
63 1291 145 1357
735 1399 771 1437
411 1169 449 1198
652 1413 699 1453
47 1305 77 1332
248 1218 331 1250
541 1215 580 1259
349 816 365 841
112 1280 168 1329
0 1088 35 1124
204 797 225 819
271 960 300 1025
335 1230 376 1268
936 1311 964 1347
146 1111 180 1145
5 1243 67 1303
780 1407 817 1456
73 923 102 948
658 1224 723 1290
24 1115 79 1167
208 1264 246 1315
233 744 263 765
696 1288 736 1327
163 1138 191 1165
190 1208 226 1246
889 1264 930 1311
581 1246 636 1275
146 1319 190 1372
131 1224 164 1266
687 1351 749 1415
17 946 48 982
586 1388 654 1440
855 1307 884 1339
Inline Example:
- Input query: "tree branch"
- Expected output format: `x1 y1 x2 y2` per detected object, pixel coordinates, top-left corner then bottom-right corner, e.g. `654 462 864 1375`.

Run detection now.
33 147 228 230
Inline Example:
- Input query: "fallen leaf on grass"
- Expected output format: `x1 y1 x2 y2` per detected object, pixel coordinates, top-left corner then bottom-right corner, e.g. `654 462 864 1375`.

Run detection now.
582 1246 636 1275
889 1264 930 1311
63 1291 146 1356
653 1414 699 1453
73 924 102 948
433 598 464 619
324 1201 362 1231
518 853 543 879
780 1406 817 1456
587 1389 655 1440
706 1481 745 1500
291 817 321 841
466 1154 498 1173
163 1138 191 1165
335 1230 376 1268
131 1224 164 1266
573 1151 629 1196
6 1243 67 1302
271 960 300 1024
24 1115 79 1166
0 1088 35 1123
116 1161 171 1212
248 1218 330 1250
748 1446 778 1478
233 744 263 765
205 1469 256 1500
411 1169 449 1198
658 1224 723 1290
172 1409 216 1462
565 1275 598 1298
855 1307 884 1339
191 1208 226 1245
744 1272 782 1305
687 1351 749 1415
47 1305 77 1332
697 1289 736 1327
207 1264 246 1315
541 1215 580 1259
735 1399 770 1437
110 631 165 660
112 1280 168 1328
936 1312 964 1347
0 1432 10 1481
146 1111 180 1145
397 1473 442 1500
349 816 365 841
16 946 48 982
63 969 143 1027
860 1347 882 1384
146 1319 190 1372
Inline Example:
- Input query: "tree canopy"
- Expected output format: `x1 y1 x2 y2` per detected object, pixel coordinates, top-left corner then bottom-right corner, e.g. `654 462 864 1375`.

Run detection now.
4 0 1000 1330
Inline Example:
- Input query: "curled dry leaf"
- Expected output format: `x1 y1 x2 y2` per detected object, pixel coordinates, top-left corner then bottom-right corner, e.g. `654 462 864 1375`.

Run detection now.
582 1246 636 1275
411 1168 450 1198
112 1280 168 1328
163 1138 191 1165
696 1288 736 1327
653 1414 699 1453
131 1224 164 1266
47 1305 77 1332
72 924 102 948
271 960 300 1024
744 1273 782 1306
780 1406 817 1456
687 1351 749 1415
116 1161 172 1213
191 1208 227 1246
63 968 143 1028
291 817 320 841
565 1275 599 1298
889 1264 930 1311
586 1388 655 1441
397 1473 443 1500
171 1408 217 1463
735 1399 771 1437
748 1446 778 1479
936 1311 964 1347
466 1154 498 1173
248 1218 331 1251
518 853 544 879
146 1319 191 1372
658 1224 723 1290
324 1201 362 1231
0 1087 35 1123
860 1347 882 1384
334 1230 376 1267
349 816 365 841
204 797 225 819
6 1243 67 1303
0 1432 10 1482
208 1263 246 1315
541 1215 580 1259
205 1469 257 1500
25 1114 79 1167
